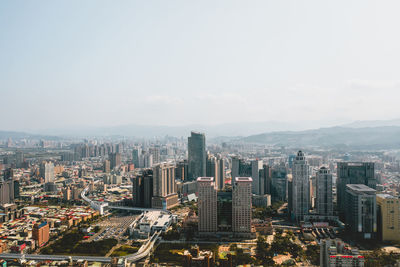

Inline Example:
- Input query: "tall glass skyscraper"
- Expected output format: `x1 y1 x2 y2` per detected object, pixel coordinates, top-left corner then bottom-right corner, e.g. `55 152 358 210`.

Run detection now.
316 167 333 216
188 131 206 181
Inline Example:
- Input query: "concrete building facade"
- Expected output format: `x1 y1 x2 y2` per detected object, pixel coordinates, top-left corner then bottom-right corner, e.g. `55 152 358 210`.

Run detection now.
232 177 252 236
345 184 377 239
197 177 217 233
291 151 310 222
337 162 376 219
316 167 333 217
376 194 400 242
151 163 178 209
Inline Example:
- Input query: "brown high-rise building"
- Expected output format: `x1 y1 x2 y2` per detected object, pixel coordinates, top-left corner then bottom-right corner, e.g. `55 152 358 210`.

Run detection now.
151 163 179 209
33 221 50 247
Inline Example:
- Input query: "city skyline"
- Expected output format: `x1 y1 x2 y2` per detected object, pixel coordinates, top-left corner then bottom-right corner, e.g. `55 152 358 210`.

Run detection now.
2 1 400 131
2 1 400 265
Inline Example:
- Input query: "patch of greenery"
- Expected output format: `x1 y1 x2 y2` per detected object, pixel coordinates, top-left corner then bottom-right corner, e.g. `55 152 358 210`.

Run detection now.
110 245 139 257
73 238 118 256
363 249 400 267
41 230 84 255
255 236 274 266
151 243 190 264
151 243 219 264
253 201 284 219
40 230 117 256
162 223 180 240
305 244 320 265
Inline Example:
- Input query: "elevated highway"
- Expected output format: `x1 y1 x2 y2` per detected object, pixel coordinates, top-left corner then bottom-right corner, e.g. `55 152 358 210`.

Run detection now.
0 253 112 263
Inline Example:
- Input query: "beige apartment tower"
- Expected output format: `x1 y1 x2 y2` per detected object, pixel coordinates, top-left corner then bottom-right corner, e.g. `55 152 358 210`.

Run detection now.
377 194 400 242
233 177 252 235
197 177 217 234
152 163 179 209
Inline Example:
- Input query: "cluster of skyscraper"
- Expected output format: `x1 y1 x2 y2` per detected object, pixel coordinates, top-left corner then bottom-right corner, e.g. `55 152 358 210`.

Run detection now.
0 168 19 205
128 130 393 242
286 151 379 240
132 163 178 209
132 146 161 169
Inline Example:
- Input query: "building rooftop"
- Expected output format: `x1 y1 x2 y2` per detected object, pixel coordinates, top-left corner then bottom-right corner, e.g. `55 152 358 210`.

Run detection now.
346 184 376 193
235 177 253 182
377 193 396 199
197 177 214 182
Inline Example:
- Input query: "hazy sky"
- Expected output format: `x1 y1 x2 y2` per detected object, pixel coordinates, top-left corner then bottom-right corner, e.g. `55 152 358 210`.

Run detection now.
1 0 400 131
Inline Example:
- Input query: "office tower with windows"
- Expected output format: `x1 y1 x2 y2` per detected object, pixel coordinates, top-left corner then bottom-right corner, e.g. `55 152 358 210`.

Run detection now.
290 151 310 222
0 179 14 204
132 169 153 208
271 163 287 202
217 191 232 232
109 152 121 170
251 160 263 195
218 158 226 190
206 155 219 188
316 167 333 216
40 162 54 183
176 160 188 181
103 160 110 173
188 132 206 181
345 184 377 239
132 147 142 168
149 147 160 164
15 151 24 168
337 162 376 219
231 157 252 188
231 156 240 182
259 164 271 195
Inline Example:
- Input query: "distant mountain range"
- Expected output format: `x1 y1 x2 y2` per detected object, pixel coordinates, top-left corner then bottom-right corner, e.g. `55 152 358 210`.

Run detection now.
340 118 400 128
238 126 400 149
2 118 400 149
22 120 330 138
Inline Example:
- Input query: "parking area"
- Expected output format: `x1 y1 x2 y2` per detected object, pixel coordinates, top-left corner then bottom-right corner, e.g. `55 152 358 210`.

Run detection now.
86 215 138 242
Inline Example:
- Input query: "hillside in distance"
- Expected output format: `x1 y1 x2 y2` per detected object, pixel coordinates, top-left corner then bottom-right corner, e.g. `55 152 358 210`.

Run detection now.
239 126 400 149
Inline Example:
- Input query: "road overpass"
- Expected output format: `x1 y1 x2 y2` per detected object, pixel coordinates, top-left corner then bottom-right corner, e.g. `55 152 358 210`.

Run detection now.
0 253 112 263
0 231 161 265
125 231 161 262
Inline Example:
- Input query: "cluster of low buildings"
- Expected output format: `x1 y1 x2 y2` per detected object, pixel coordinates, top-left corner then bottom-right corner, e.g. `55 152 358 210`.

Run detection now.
320 239 365 267
0 205 98 254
